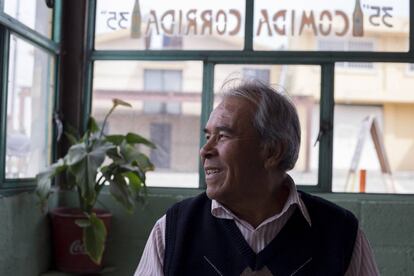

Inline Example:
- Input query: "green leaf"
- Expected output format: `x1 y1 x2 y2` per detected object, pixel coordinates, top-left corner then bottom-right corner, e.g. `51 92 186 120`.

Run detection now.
109 174 135 212
75 218 91 228
106 147 124 164
35 159 66 207
68 141 114 207
64 124 80 143
83 213 107 264
88 117 100 134
64 143 87 166
133 153 155 173
123 171 143 195
64 131 79 146
119 142 154 171
105 134 125 145
125 133 156 148
112 98 132 108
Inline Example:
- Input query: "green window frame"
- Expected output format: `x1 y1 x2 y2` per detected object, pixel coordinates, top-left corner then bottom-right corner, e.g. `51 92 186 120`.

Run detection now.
0 0 61 193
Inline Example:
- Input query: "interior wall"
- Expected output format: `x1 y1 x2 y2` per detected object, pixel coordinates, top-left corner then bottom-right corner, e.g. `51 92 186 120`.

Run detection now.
0 191 56 276
0 189 413 276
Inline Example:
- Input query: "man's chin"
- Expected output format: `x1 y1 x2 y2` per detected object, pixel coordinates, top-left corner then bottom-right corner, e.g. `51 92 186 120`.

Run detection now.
205 185 219 200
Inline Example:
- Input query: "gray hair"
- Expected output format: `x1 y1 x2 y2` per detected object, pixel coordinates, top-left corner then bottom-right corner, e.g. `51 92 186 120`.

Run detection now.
221 79 301 171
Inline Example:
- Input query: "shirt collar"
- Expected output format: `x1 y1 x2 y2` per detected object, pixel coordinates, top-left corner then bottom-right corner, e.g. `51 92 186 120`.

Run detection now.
211 174 312 227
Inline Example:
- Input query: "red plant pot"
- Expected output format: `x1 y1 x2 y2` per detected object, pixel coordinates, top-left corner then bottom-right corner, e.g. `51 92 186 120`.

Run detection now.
50 207 112 273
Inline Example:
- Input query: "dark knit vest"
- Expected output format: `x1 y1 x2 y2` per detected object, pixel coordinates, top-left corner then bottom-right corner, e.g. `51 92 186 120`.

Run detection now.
164 192 358 276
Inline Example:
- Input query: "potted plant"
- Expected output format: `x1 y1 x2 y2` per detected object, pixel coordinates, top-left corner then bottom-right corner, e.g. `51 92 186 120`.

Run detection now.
36 99 155 273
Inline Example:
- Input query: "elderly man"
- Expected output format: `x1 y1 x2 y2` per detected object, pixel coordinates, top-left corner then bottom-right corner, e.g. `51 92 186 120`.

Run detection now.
135 80 379 275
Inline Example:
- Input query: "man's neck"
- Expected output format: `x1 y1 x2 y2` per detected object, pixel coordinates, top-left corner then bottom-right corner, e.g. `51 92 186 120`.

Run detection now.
226 176 291 228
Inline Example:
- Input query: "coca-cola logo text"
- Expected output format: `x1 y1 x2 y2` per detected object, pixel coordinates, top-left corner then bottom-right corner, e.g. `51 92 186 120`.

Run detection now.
69 240 87 255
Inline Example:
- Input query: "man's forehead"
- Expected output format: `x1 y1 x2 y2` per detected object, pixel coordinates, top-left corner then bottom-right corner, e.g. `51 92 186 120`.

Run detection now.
208 100 237 122
206 98 254 128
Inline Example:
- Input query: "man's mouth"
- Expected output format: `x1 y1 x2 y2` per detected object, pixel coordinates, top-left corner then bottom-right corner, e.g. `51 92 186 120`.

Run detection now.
205 168 222 176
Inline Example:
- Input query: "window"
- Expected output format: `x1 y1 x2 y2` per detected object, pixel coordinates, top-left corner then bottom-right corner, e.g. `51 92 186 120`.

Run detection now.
243 68 270 84
89 0 414 194
5 35 55 179
91 61 203 188
95 0 246 50
162 35 183 49
318 39 374 69
0 0 59 190
254 0 409 52
4 0 53 38
143 69 182 115
150 123 172 169
334 63 414 193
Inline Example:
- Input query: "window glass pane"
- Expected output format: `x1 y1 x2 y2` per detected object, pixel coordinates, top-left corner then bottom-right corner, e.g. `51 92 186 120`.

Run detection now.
95 0 245 50
92 61 203 187
6 35 54 178
4 0 53 38
333 63 414 194
254 0 409 52
214 65 321 185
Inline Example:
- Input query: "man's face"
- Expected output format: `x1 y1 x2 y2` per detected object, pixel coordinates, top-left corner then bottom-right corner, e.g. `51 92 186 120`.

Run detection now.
200 96 268 206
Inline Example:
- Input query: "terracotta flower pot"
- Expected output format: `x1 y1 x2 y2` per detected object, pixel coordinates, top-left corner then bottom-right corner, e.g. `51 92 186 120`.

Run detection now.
50 207 112 273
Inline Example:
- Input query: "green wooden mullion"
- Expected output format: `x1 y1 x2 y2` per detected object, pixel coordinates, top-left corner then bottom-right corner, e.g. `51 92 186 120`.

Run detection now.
410 0 414 53
198 62 215 189
82 0 97 132
0 13 59 54
52 0 62 43
49 0 63 167
91 50 414 63
318 63 335 192
244 0 254 51
0 183 38 196
51 55 61 164
0 26 8 185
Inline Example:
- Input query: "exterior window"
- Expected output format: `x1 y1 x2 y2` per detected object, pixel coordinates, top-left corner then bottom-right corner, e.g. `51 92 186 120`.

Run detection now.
318 39 374 69
95 0 246 50
5 35 54 179
89 1 414 194
243 68 270 84
162 35 183 49
92 61 203 188
254 0 409 52
4 0 53 38
334 63 414 193
143 69 182 115
150 123 172 169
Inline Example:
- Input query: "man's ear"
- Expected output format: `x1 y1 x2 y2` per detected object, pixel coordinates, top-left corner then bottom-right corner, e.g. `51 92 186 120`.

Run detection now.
263 143 285 170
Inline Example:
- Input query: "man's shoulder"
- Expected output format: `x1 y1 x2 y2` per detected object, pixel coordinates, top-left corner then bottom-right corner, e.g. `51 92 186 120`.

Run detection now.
298 190 358 224
167 192 210 216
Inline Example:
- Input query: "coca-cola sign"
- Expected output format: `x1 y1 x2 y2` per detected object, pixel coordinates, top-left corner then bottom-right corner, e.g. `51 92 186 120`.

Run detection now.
69 240 87 255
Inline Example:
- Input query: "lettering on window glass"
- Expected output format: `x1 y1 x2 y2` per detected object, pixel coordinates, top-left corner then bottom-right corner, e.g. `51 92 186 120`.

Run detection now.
98 0 396 38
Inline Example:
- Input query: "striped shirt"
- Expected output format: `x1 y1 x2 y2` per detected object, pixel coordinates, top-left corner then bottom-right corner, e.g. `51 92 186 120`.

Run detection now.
135 183 379 275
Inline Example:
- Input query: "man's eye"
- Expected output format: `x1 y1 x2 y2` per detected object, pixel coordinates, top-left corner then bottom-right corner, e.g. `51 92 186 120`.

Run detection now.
205 135 211 140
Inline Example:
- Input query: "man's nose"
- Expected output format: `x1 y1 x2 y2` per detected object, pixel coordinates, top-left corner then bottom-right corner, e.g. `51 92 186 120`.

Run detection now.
200 138 217 159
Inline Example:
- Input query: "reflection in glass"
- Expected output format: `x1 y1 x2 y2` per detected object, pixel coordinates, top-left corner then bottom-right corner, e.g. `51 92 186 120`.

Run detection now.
95 0 245 50
254 0 409 52
334 63 414 194
92 61 203 187
4 0 53 38
214 65 321 185
6 36 54 178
